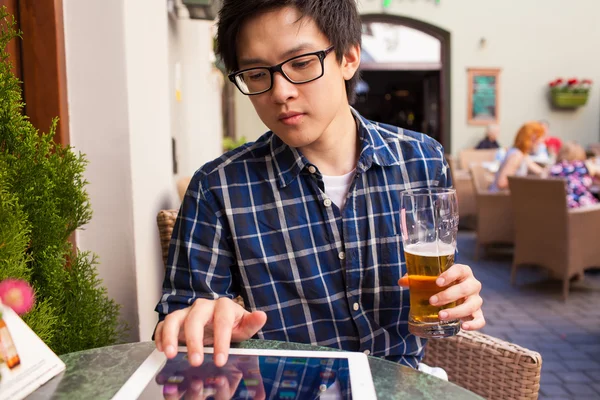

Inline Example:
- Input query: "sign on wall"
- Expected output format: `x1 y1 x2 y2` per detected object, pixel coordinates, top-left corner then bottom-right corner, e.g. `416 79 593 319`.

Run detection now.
467 68 501 125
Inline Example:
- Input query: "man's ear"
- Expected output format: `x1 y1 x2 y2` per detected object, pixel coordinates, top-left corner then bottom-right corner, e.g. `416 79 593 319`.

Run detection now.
341 43 361 81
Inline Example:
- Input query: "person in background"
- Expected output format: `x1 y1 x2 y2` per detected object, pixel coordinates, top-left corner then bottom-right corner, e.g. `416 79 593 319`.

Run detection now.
544 136 563 162
489 121 546 191
475 124 500 149
537 119 564 163
550 142 599 208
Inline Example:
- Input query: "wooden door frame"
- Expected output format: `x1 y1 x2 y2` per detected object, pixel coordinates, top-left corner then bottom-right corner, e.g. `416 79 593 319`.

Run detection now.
1 0 69 146
20 0 69 145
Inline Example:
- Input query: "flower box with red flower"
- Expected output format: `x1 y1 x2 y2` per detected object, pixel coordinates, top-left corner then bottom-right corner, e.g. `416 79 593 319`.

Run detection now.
549 78 592 108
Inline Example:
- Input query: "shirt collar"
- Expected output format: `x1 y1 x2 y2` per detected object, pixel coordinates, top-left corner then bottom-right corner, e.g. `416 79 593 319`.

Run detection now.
271 108 406 188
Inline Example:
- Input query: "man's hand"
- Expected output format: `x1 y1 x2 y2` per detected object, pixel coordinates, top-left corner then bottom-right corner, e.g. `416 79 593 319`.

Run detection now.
398 263 485 331
154 297 267 367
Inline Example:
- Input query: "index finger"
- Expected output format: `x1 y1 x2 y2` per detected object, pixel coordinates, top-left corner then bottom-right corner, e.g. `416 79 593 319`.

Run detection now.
437 264 472 287
212 298 237 367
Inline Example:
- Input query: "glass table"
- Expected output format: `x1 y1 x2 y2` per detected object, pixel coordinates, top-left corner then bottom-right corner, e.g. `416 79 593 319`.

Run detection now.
27 339 483 399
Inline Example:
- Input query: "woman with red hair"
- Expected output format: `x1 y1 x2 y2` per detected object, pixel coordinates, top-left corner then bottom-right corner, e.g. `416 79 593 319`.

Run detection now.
489 121 546 191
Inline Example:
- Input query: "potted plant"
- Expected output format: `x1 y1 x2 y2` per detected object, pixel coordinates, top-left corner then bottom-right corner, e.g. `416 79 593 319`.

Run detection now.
549 78 592 108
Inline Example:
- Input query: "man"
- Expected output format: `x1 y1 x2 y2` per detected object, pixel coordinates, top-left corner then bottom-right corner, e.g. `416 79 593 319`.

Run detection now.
475 124 500 149
155 0 485 370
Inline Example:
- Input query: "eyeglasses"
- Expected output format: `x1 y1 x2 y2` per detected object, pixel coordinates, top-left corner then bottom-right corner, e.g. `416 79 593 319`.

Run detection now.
228 46 335 96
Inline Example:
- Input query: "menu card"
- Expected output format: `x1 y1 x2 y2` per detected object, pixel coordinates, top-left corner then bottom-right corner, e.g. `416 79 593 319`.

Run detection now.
0 303 65 400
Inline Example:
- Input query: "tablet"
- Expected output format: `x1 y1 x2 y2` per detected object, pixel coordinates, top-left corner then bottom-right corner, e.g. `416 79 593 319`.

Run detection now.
112 347 376 400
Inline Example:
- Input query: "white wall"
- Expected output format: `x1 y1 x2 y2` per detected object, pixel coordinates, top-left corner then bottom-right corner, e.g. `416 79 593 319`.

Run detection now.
168 8 224 178
235 90 268 142
63 0 139 341
359 0 600 153
123 0 178 341
64 0 178 342
235 0 600 153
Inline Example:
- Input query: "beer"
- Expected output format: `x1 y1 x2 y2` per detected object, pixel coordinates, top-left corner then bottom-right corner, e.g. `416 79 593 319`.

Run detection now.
404 241 460 337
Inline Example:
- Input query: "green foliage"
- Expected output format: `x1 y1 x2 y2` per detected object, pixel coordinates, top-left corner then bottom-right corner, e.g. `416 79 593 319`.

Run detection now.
0 8 125 354
223 136 248 152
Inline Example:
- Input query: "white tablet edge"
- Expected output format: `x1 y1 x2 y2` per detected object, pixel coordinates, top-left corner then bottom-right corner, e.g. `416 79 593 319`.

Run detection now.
111 347 376 400
111 349 166 400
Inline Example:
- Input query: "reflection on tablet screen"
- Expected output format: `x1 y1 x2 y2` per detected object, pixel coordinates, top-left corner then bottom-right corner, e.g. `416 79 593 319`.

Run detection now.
138 352 352 399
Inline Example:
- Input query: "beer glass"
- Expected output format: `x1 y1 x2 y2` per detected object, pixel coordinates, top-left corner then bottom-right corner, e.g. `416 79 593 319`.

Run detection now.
400 188 460 338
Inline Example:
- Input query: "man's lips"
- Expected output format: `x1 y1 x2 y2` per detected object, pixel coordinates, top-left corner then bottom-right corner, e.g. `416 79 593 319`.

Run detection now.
278 112 305 125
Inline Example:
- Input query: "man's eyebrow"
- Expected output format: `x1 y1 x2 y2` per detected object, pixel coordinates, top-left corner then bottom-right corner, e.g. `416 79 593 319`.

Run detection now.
238 43 317 68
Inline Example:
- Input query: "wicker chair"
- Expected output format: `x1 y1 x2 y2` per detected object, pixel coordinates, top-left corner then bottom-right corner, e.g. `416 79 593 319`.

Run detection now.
458 148 498 171
508 176 600 300
469 164 514 259
157 209 542 400
445 154 471 219
423 331 542 399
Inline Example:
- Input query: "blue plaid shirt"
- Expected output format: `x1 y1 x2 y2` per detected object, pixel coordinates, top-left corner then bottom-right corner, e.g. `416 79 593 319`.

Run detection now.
156 109 451 368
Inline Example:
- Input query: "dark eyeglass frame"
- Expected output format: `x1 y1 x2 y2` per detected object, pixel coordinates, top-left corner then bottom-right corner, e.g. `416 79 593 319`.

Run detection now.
228 46 335 96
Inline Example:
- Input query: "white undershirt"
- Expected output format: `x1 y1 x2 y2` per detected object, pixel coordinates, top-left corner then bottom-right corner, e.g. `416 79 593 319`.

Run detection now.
322 169 356 210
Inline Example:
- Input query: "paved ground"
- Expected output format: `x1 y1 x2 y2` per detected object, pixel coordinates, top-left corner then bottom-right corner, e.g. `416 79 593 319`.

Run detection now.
458 231 600 400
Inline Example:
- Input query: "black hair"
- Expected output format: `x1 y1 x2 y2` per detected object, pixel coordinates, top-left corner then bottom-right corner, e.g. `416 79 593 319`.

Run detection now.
216 0 362 103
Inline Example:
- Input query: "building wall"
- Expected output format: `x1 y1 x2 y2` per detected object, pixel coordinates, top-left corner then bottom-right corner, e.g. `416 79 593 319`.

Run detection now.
64 0 225 341
64 0 179 341
168 9 224 179
123 0 177 341
235 0 600 153
63 0 140 341
360 0 600 153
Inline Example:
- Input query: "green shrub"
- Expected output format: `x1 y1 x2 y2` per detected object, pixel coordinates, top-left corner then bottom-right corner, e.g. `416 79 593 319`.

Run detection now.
0 8 125 354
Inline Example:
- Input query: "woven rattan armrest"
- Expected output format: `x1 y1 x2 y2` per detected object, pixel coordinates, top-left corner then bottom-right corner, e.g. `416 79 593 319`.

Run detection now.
157 209 179 266
422 330 542 399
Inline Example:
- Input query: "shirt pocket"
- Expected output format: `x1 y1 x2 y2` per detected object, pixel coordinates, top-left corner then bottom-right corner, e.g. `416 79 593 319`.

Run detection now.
372 234 408 308
373 234 407 285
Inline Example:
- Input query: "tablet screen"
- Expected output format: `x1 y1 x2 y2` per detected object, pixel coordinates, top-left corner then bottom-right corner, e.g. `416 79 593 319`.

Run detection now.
138 352 352 399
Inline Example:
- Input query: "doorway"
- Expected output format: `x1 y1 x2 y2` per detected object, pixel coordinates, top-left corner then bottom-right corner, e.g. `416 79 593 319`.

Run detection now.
356 15 451 151
355 70 441 141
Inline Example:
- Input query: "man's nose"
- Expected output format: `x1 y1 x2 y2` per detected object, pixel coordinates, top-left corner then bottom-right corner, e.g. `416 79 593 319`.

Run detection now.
270 72 298 103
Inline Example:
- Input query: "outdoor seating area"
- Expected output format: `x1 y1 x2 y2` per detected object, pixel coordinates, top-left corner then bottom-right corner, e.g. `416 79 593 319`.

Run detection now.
453 147 600 298
3 1 600 399
446 148 600 398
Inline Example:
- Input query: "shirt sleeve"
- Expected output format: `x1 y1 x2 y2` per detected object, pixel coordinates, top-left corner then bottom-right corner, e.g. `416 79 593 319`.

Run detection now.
435 146 453 189
155 173 239 322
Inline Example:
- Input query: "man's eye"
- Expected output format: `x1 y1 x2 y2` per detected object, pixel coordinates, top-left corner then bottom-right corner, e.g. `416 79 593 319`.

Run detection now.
248 72 267 81
291 59 313 69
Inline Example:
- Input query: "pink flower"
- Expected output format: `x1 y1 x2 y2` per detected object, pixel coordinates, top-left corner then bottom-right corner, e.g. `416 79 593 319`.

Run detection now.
0 279 35 315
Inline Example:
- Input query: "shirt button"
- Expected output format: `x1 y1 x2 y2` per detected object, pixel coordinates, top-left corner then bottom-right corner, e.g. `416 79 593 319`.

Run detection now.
308 165 317 174
338 251 346 260
353 302 359 311
364 349 371 355
323 198 332 207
